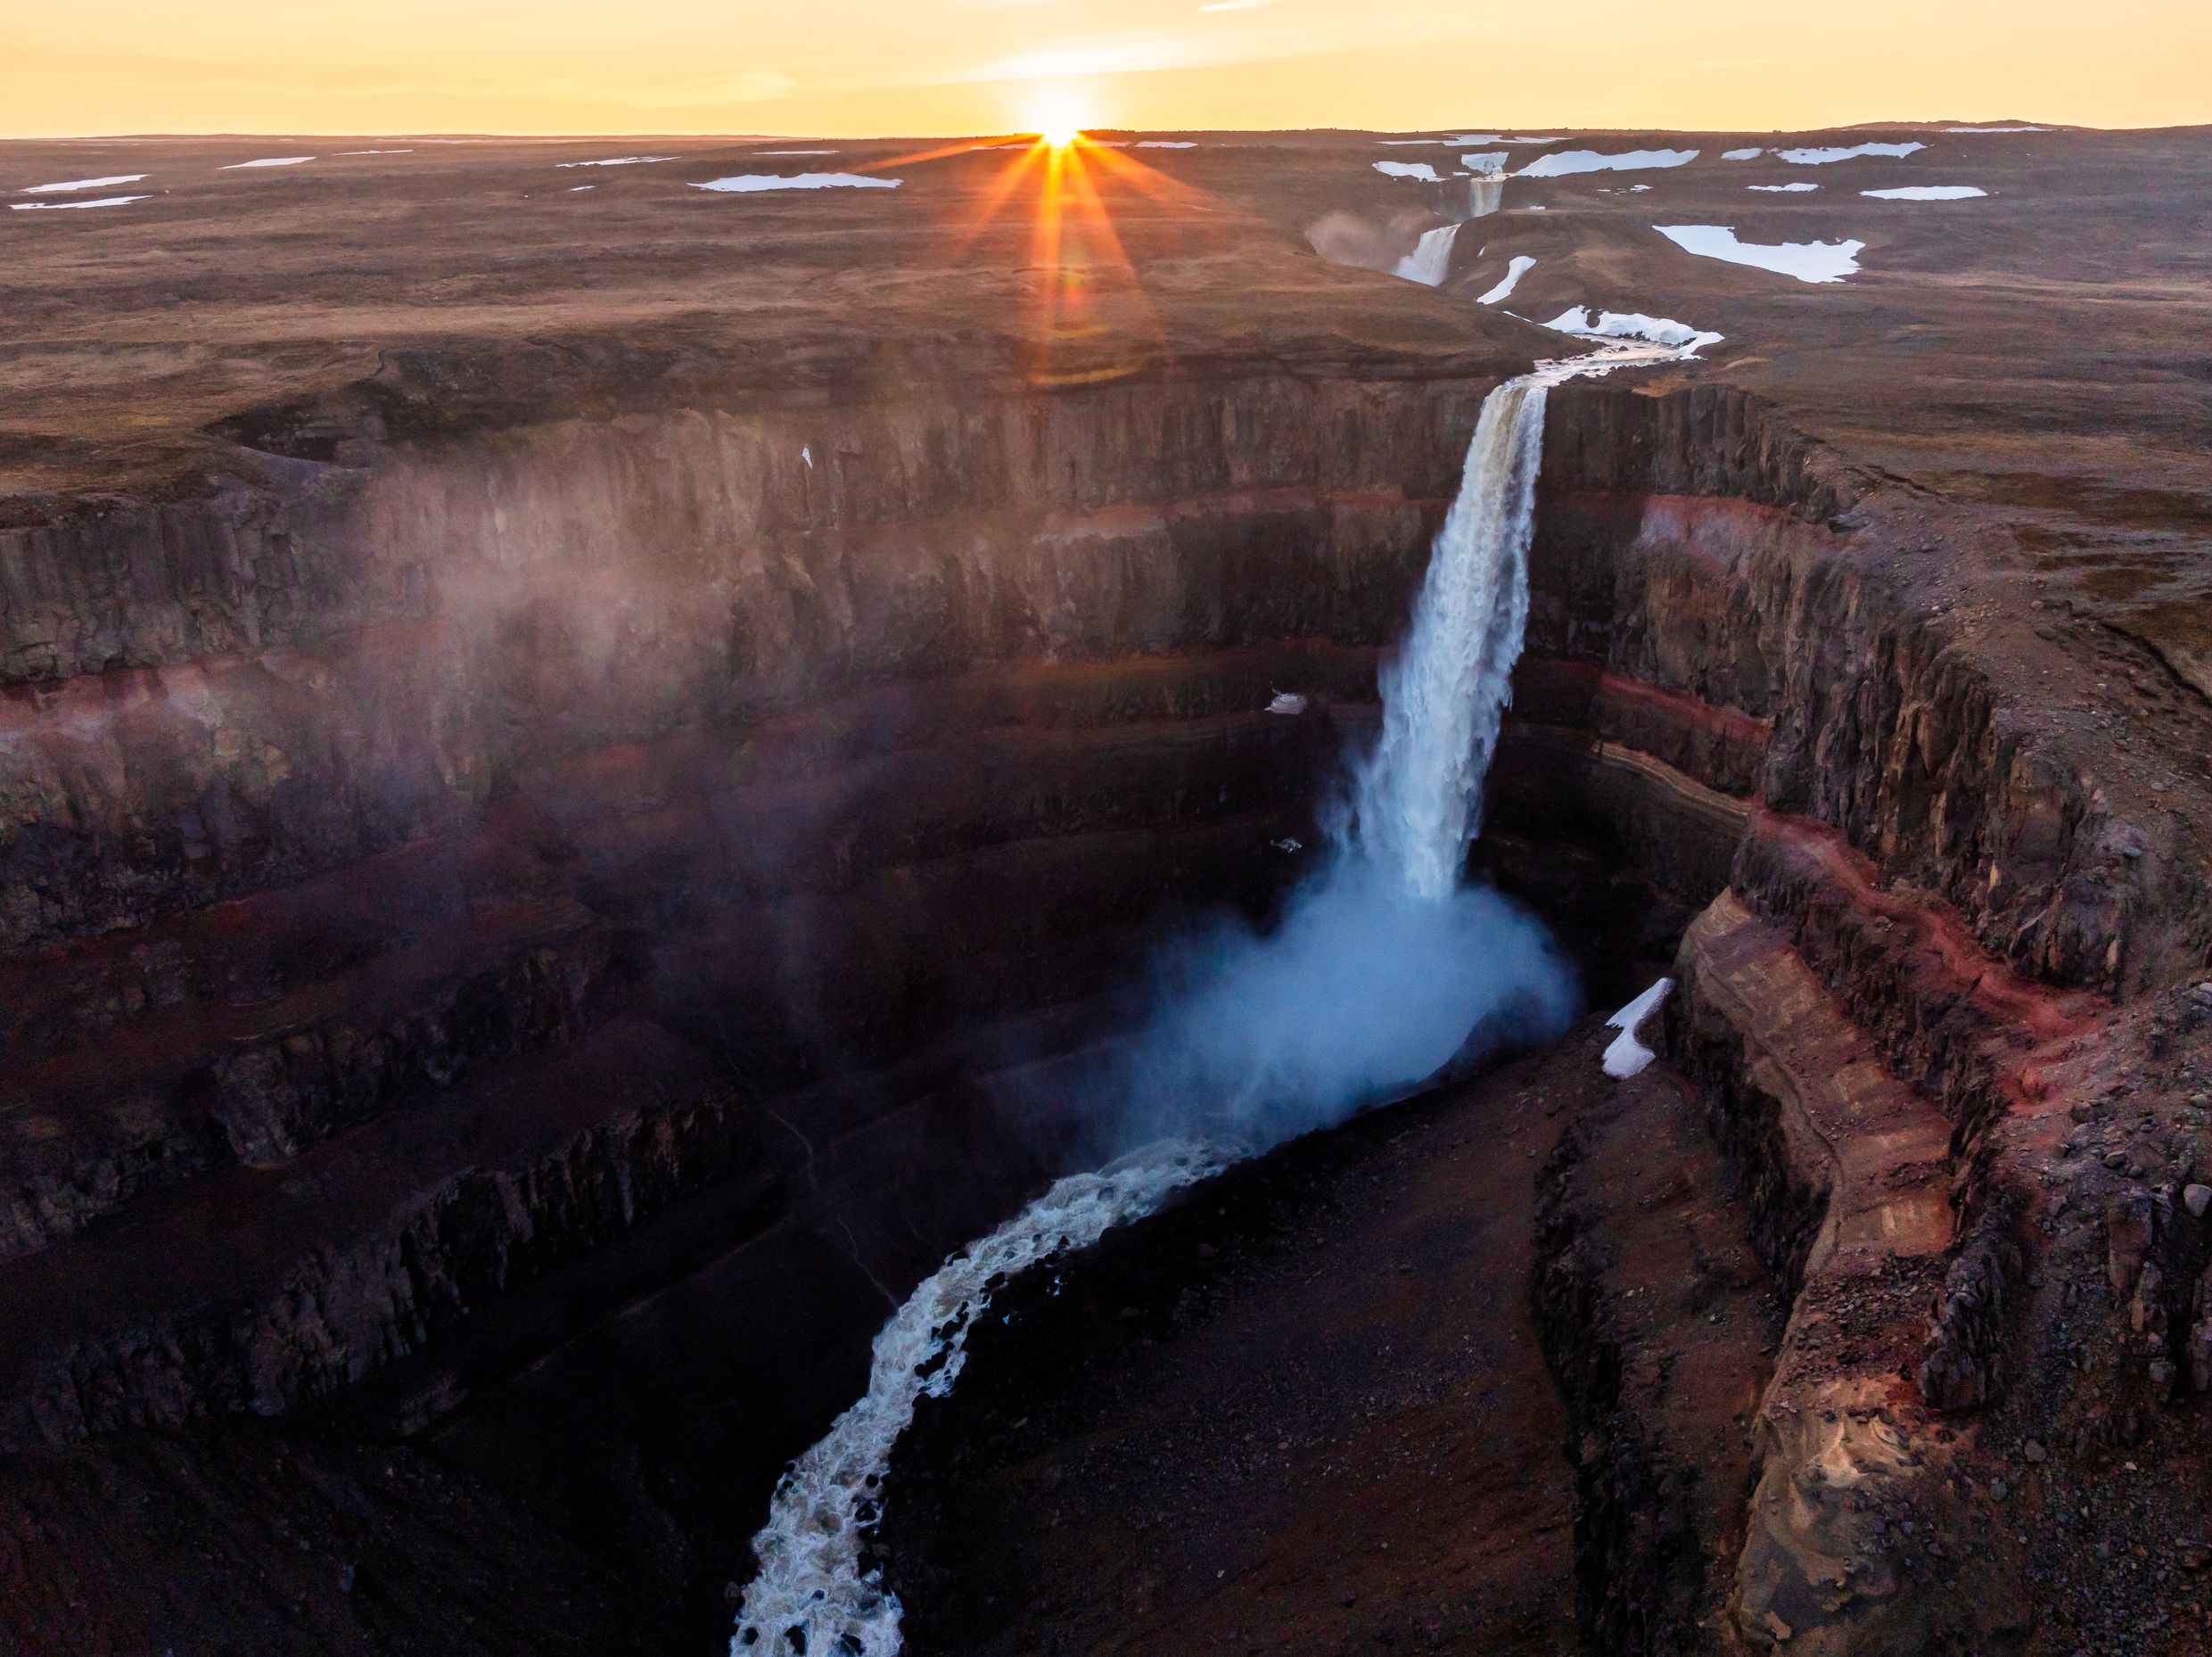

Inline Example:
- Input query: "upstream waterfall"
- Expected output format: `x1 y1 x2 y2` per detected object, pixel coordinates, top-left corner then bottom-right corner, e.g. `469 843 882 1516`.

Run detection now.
1390 221 1460 285
729 350 1675 1657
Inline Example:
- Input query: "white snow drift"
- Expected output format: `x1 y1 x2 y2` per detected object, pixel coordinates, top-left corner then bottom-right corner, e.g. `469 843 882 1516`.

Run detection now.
1863 185 1986 200
22 174 146 194
1476 255 1535 304
555 155 677 169
1656 223 1863 284
1543 306 1722 358
694 173 902 194
10 194 148 211
1774 141 1924 165
1749 182 1820 193
1374 160 1448 182
1517 147 1698 179
1601 978 1673 1078
1722 147 1764 161
219 156 314 169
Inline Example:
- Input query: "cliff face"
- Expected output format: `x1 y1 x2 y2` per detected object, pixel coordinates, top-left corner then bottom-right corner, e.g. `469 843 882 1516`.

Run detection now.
4 364 2209 1657
0 367 1499 1463
2 375 1488 953
1515 391 2208 1656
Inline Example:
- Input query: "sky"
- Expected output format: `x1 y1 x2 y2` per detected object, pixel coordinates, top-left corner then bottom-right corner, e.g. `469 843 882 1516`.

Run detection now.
9 0 2212 140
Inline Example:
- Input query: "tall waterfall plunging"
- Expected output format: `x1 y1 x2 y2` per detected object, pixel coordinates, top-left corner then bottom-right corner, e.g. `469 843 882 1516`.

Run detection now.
1352 376 1548 900
728 363 1648 1657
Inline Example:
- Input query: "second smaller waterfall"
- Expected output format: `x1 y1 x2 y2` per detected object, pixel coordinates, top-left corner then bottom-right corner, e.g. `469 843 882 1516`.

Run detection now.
1391 221 1460 286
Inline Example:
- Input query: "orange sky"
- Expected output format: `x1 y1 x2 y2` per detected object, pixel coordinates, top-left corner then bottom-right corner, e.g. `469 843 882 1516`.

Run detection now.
10 1 2212 139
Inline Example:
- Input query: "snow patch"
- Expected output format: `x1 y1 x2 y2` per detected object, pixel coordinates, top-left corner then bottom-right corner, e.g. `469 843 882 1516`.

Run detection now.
568 185 594 192
555 155 677 169
1542 306 1722 358
1601 978 1673 1077
1656 223 1863 284
1476 255 1534 304
1517 147 1698 179
693 173 901 193
1374 160 1447 182
10 194 149 211
1749 182 1820 192
1460 151 1509 176
1722 147 1764 161
1862 185 1986 200
21 174 146 194
1774 141 1924 165
219 157 314 169
1137 140 1196 148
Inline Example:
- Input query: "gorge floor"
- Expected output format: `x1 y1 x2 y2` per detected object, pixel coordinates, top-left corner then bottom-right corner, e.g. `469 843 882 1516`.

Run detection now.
874 1004 1776 1657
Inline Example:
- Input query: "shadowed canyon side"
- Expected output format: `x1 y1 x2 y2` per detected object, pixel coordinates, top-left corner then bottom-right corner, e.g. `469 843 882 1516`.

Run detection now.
3 127 2212 1657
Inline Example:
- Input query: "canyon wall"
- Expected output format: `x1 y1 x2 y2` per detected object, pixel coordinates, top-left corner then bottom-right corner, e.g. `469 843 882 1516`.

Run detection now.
4 366 2205 1656
0 368 1501 1466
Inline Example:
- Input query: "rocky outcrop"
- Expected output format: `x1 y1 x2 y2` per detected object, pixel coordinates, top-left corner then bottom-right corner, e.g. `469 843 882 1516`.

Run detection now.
1667 894 1977 1653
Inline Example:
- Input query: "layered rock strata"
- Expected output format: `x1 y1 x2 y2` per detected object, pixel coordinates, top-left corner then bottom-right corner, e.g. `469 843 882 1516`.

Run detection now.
3 367 2208 1657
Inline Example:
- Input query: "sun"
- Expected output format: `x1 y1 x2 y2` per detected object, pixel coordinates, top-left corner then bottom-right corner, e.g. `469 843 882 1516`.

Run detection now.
1025 86 1088 149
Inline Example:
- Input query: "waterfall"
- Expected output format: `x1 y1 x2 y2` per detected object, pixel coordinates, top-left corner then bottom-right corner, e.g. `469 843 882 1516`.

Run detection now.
1429 174 1503 220
1391 221 1460 285
725 350 1692 1657
1350 376 1547 898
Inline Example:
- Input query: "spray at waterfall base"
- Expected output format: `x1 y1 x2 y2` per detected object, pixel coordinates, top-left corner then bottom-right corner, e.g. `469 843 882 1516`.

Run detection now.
1089 373 1578 1159
731 355 1679 1657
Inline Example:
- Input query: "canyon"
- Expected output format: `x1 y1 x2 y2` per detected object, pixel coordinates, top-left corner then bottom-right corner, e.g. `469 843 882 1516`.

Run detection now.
3 124 2210 1657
